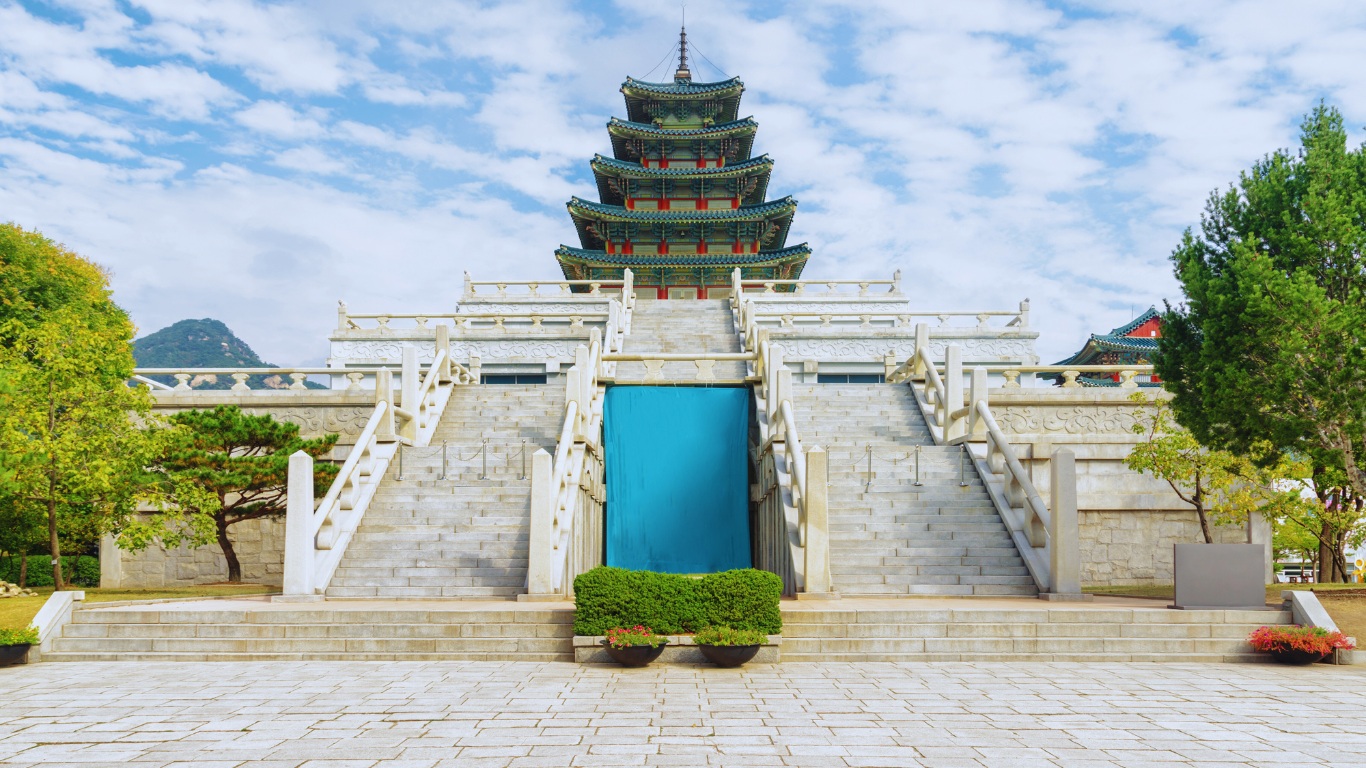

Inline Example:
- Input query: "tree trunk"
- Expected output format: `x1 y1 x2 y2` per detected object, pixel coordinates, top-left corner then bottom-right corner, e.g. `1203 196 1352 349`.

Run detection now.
47 494 64 590
1195 505 1214 544
1317 522 1335 583
18 555 27 589
216 515 242 583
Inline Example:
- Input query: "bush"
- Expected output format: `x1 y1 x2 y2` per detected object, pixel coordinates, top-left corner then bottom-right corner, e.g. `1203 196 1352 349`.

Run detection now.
0 627 39 646
1248 625 1355 655
0 555 100 588
573 567 782 636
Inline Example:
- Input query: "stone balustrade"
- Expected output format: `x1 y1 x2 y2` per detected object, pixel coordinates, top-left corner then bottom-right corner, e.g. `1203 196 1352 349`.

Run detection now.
462 271 630 300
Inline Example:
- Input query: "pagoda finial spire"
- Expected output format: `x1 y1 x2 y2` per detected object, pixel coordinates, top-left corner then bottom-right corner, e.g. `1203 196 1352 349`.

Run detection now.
674 12 691 82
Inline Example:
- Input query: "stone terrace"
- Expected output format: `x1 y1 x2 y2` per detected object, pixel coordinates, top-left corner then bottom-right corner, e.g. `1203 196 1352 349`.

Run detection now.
1 660 1363 766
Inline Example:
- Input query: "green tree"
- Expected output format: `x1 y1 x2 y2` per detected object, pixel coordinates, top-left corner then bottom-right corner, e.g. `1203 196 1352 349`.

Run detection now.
125 406 337 583
1158 104 1366 509
0 224 159 589
1125 394 1313 543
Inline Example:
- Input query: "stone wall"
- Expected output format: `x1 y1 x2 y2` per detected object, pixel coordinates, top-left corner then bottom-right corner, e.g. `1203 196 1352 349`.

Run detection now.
103 391 370 588
988 387 1271 587
101 518 284 587
1080 510 1251 585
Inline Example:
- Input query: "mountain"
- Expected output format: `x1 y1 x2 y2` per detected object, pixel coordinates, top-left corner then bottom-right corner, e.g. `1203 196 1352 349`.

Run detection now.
134 318 325 390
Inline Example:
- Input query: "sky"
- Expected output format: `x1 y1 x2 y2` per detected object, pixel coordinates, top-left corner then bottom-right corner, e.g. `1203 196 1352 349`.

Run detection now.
1 0 1364 366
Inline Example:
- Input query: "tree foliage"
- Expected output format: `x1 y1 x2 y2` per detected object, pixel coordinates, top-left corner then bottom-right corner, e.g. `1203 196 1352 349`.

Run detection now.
0 223 161 589
127 406 337 583
1157 104 1366 501
1125 393 1313 543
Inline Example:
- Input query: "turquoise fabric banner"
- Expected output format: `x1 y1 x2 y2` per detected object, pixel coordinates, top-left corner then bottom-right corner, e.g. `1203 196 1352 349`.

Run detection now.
604 386 751 573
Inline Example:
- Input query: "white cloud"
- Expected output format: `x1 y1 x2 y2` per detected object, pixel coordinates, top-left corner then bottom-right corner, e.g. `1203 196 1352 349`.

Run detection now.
0 0 1363 366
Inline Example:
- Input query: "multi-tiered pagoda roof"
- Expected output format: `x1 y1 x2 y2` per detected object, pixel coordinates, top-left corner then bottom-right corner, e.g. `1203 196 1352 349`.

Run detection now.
555 28 808 299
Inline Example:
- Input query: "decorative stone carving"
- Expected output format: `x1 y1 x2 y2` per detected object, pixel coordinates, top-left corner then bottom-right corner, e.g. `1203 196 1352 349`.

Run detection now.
773 335 1036 363
992 405 1143 436
449 340 582 361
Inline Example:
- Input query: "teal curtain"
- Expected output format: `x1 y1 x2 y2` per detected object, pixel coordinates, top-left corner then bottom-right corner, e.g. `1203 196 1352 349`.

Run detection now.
604 386 751 573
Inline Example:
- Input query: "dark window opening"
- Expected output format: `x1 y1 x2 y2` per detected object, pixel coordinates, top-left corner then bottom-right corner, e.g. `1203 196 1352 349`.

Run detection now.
816 374 885 384
481 374 548 385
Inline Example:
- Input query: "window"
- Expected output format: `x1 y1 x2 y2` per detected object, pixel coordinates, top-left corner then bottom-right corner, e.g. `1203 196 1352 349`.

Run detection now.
816 374 885 384
481 374 548 385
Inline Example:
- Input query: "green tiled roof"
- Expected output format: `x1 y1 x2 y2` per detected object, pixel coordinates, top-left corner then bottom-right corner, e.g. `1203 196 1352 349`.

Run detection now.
567 196 796 222
556 243 810 268
591 154 771 177
607 117 757 137
1109 307 1161 337
621 76 744 96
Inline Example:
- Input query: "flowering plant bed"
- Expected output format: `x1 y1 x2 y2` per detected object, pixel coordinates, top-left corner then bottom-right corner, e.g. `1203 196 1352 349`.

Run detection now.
605 625 668 649
602 626 669 667
1248 625 1354 664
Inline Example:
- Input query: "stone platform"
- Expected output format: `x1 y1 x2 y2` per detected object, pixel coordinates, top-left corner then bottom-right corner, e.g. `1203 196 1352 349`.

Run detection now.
39 595 1291 664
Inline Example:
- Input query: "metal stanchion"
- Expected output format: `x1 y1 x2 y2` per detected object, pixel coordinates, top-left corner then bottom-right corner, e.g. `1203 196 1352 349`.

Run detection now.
914 445 923 487
959 444 969 487
480 437 489 480
520 439 527 479
397 443 404 481
440 440 447 480
865 442 873 491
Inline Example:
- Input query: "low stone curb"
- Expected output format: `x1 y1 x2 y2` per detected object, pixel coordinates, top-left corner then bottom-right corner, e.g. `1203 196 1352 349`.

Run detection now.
573 634 781 664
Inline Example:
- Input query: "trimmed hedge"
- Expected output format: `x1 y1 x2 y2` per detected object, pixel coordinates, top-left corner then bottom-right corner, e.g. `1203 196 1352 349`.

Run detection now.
0 555 100 588
573 566 782 636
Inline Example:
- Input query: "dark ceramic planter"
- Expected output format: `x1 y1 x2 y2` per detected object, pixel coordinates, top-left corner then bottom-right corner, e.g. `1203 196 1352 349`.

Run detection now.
602 640 667 667
0 644 31 667
1271 648 1329 665
697 643 761 668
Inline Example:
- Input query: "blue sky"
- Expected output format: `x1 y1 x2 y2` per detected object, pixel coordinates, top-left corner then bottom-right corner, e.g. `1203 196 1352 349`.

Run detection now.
1 0 1363 365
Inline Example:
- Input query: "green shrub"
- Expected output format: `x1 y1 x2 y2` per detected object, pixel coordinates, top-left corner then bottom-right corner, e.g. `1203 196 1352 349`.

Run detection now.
0 627 39 646
693 625 768 646
573 567 782 636
0 555 100 588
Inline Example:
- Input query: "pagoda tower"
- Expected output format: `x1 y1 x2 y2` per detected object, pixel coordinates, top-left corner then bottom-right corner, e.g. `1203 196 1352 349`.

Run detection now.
556 27 810 299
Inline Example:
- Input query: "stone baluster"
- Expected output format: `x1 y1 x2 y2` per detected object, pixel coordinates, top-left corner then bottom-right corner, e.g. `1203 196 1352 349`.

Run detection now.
913 323 930 377
231 373 250 392
558 283 571 295
976 313 990 329
1002 370 1021 388
1049 449 1081 596
282 450 316 597
803 446 833 596
859 314 871 327
1062 370 1080 388
374 368 396 442
937 314 950 326
528 282 539 297
943 345 964 442
571 315 583 328
345 372 364 392
415 316 429 330
289 373 308 391
532 315 544 328
968 367 988 439
858 281 869 296
589 282 601 295
695 359 716 381
376 316 390 331
173 373 192 391
1119 370 1138 389
781 314 794 328
763 282 775 294
399 347 418 441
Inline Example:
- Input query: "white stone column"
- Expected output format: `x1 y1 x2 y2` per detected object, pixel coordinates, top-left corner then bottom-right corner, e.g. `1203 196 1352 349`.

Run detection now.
98 534 122 589
944 344 965 443
281 450 316 597
1047 449 1082 597
523 449 558 599
400 346 418 441
802 446 835 596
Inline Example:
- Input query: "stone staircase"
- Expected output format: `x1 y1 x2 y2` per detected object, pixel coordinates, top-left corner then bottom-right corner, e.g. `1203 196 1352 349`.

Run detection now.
43 603 573 662
325 383 564 599
780 602 1288 662
617 299 746 380
790 382 1038 597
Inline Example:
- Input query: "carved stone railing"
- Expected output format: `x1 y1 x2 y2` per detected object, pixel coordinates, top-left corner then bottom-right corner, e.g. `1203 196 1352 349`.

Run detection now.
341 311 609 332
136 367 360 392
896 340 1083 599
730 267 902 297
600 351 756 383
525 270 634 598
992 364 1156 389
280 328 472 598
463 271 633 301
746 305 1030 331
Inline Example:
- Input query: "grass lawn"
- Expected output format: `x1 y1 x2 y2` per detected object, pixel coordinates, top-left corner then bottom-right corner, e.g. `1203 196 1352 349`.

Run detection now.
0 584 279 630
1084 583 1366 641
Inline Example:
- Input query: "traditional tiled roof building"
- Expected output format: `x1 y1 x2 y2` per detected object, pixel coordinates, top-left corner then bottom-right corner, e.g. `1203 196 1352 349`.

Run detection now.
555 27 808 299
1051 307 1162 386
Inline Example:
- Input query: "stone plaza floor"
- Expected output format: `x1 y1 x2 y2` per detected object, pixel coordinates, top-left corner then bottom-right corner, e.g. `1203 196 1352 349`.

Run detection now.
1 661 1363 767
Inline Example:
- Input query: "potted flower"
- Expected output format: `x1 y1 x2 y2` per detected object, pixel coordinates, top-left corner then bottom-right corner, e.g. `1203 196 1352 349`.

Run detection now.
602 625 668 667
1248 625 1355 665
692 625 767 668
0 627 39 667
